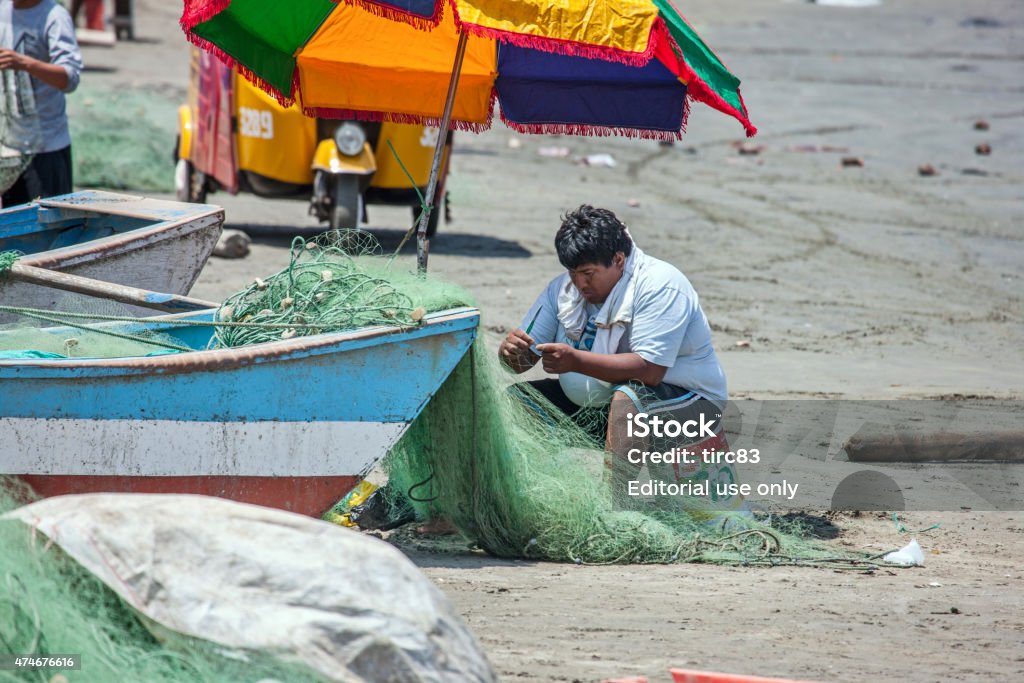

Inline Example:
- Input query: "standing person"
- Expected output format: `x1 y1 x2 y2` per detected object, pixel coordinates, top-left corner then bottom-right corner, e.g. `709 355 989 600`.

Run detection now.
500 205 738 507
0 0 82 206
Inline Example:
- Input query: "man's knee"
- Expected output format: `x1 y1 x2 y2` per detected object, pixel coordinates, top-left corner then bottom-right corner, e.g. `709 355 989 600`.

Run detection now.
605 389 640 449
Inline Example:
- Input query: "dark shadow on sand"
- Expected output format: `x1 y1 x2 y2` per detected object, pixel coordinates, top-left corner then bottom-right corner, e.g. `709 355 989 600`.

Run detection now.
236 224 532 259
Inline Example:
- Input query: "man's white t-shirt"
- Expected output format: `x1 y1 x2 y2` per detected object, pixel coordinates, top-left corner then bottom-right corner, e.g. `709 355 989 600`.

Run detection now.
521 255 727 403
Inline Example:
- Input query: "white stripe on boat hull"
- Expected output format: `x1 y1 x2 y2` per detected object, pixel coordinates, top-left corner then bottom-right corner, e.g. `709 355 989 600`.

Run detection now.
1 418 407 477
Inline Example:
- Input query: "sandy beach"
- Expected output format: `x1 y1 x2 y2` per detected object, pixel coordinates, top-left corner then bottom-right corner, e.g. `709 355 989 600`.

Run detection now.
69 0 1024 680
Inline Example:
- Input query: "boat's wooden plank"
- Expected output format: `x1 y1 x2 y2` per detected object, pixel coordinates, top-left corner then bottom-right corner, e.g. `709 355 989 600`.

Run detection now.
36 206 89 224
38 190 221 223
6 263 218 313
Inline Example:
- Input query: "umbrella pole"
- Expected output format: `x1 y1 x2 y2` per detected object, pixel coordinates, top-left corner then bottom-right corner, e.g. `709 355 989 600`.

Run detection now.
417 29 469 274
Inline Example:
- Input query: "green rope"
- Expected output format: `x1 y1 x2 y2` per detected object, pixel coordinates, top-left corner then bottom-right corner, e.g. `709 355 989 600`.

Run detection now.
0 307 191 352
0 305 406 331
893 512 942 535
386 139 427 212
385 139 429 264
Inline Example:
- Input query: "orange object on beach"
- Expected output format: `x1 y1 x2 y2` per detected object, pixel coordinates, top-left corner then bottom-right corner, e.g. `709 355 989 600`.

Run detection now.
671 669 821 683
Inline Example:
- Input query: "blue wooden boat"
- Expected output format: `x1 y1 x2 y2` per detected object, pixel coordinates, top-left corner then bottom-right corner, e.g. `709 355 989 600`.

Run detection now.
0 190 223 320
0 305 479 516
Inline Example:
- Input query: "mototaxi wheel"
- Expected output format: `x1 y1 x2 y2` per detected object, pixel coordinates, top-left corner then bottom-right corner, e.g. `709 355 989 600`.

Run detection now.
174 157 206 203
329 175 360 232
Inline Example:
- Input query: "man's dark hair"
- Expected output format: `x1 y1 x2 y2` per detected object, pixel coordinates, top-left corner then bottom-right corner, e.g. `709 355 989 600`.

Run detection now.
555 205 633 269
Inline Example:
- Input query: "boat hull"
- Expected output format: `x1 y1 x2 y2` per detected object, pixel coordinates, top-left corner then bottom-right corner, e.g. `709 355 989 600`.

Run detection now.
0 308 479 516
0 191 222 322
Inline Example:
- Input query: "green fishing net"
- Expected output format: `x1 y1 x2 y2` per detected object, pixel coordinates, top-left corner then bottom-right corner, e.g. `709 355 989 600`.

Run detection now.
0 265 190 359
380 343 865 567
67 83 178 193
242 237 872 568
0 480 325 683
210 232 461 348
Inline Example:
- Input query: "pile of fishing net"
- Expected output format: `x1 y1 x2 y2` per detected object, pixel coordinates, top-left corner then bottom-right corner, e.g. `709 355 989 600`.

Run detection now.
0 482 324 683
209 232 469 349
0 482 495 682
0 269 187 359
3 75 175 194
67 82 179 192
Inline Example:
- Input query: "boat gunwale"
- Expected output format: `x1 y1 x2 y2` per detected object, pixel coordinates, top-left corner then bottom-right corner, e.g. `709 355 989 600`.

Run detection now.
0 307 480 374
12 198 224 270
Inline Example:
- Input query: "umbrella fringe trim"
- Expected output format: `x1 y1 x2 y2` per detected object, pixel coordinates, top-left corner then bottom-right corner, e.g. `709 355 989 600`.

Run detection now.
448 0 662 68
655 8 757 137
651 5 757 136
682 75 757 137
180 0 232 29
198 36 296 109
500 116 686 142
340 0 444 31
302 82 497 131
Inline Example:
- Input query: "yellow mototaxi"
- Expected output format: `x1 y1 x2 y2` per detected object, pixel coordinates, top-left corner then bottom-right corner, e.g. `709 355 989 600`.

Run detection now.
174 48 451 235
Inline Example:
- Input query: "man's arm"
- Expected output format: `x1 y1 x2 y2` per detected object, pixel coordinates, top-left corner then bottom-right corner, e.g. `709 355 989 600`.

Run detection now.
0 50 69 90
46 8 83 93
534 345 668 386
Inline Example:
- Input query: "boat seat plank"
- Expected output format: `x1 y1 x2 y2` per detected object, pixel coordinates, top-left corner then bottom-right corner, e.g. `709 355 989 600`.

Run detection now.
39 190 221 223
36 207 90 224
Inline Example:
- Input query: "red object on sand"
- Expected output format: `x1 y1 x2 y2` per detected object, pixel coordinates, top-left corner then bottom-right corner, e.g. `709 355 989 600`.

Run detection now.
84 0 104 30
671 670 821 683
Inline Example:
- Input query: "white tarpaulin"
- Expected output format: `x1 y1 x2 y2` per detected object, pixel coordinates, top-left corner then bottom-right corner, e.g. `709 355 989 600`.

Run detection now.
2 493 496 683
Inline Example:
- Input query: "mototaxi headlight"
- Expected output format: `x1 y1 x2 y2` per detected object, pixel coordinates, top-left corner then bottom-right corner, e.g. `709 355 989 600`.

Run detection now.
334 123 366 156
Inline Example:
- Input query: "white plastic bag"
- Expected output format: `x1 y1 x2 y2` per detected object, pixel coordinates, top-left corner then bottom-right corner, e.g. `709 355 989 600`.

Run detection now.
884 538 925 566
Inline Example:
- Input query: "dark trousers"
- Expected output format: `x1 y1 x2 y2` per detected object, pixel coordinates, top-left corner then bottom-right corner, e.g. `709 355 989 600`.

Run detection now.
2 146 73 208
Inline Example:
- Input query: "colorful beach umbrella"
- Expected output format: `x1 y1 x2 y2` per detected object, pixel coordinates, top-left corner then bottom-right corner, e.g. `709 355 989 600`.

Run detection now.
180 0 756 269
181 0 754 138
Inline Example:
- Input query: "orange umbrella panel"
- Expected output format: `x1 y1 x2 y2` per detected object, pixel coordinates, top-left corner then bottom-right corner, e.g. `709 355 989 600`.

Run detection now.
297 5 497 127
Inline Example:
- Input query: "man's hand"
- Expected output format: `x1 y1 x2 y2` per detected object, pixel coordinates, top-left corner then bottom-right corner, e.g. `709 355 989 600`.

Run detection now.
535 343 580 374
499 329 538 373
0 50 69 90
0 49 31 72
